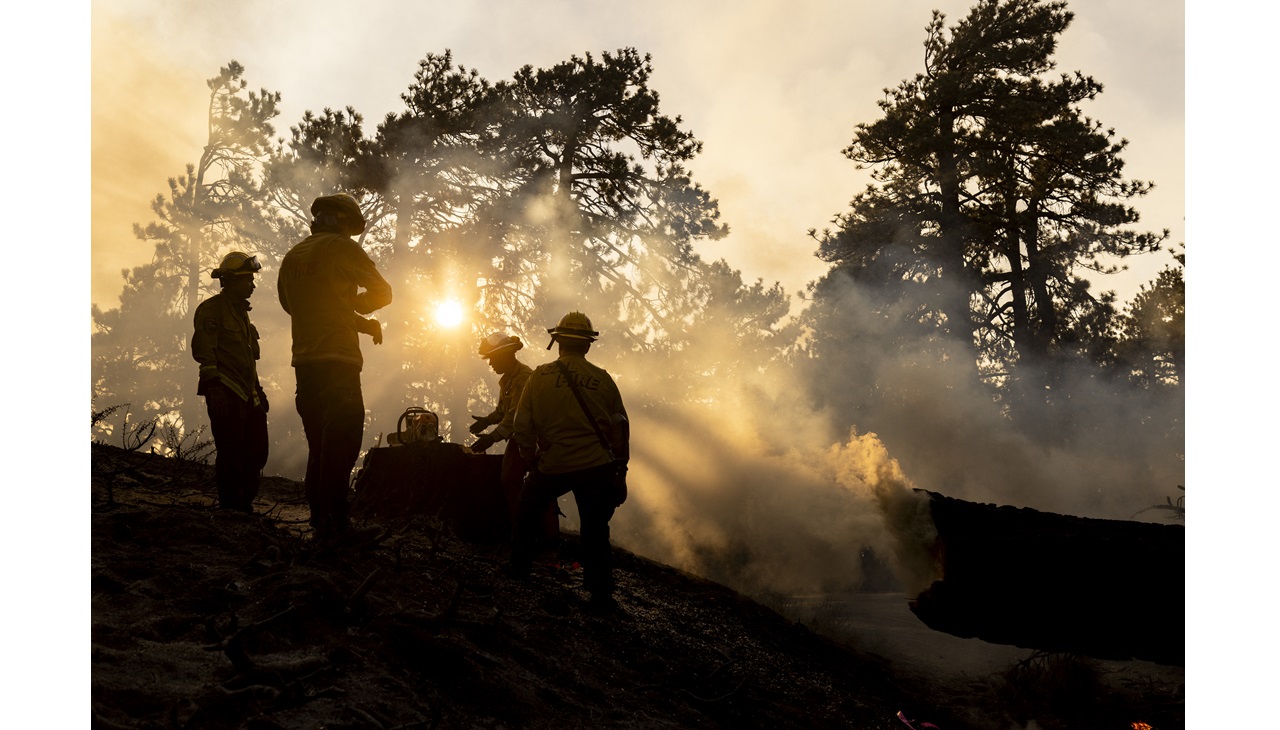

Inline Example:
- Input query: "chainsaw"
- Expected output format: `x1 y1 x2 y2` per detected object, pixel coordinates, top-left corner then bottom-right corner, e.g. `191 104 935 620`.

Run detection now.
386 407 441 446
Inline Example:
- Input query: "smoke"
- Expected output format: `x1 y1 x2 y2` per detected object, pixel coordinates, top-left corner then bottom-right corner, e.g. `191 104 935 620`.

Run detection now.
546 326 947 599
557 262 1183 603
611 401 942 597
92 10 210 310
799 270 1183 523
829 427 940 597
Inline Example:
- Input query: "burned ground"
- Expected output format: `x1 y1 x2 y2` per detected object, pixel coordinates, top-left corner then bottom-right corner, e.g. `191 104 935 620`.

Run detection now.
90 443 1184 729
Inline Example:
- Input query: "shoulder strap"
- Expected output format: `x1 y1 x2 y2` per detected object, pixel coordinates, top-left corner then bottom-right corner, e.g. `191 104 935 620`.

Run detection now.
555 360 616 460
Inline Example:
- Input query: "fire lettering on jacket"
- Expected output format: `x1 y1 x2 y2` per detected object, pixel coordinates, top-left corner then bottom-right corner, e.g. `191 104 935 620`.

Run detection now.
554 371 601 391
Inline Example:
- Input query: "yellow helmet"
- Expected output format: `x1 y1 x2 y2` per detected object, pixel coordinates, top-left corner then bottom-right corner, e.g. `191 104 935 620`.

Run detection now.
546 311 598 349
211 251 262 279
478 332 523 358
310 192 366 235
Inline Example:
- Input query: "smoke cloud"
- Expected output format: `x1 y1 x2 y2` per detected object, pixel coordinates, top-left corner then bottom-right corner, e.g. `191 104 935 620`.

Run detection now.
92 11 211 311
575 267 1182 602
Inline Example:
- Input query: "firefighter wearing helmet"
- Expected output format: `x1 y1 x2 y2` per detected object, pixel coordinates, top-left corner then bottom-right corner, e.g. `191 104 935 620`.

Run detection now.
469 333 532 454
469 333 559 540
278 192 393 546
509 311 629 615
191 251 269 513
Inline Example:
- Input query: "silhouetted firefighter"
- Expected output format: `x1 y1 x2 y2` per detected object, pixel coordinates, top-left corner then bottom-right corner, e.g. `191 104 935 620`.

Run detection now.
507 311 630 615
469 332 558 540
191 251 270 513
278 193 392 546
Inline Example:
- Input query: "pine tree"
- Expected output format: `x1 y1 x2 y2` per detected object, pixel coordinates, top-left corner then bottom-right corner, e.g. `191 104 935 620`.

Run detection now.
92 62 281 449
804 0 1166 423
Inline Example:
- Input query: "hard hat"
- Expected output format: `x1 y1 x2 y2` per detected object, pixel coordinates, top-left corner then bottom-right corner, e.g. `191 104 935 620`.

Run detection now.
546 311 598 349
211 252 262 279
310 192 367 235
478 332 523 358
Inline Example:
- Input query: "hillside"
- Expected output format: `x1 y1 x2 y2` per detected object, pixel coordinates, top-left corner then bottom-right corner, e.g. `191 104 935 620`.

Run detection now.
90 443 1183 729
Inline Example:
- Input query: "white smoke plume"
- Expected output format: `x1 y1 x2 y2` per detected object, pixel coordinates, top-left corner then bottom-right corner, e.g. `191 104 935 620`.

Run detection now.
576 340 948 599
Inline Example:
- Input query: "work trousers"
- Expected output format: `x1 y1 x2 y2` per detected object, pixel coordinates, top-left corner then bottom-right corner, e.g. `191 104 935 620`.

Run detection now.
203 383 269 513
295 361 365 539
511 462 620 599
501 446 559 541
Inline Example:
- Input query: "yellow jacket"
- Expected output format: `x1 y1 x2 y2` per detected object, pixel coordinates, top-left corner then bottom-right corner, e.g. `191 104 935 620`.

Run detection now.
278 232 392 368
483 361 533 441
513 353 628 474
191 293 262 406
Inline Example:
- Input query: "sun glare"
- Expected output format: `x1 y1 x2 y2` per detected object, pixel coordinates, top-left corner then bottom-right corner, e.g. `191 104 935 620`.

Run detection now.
434 299 465 329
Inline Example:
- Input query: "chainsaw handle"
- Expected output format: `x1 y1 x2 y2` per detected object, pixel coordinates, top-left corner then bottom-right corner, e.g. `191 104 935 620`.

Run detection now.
397 407 435 440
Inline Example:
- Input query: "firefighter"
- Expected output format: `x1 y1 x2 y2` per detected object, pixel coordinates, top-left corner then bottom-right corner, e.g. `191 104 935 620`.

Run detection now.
191 251 270 513
468 333 532 454
468 333 557 539
278 192 392 545
508 311 629 615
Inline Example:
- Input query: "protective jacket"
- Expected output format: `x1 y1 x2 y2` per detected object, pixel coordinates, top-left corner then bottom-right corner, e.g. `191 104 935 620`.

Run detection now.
480 362 533 442
513 353 628 474
278 232 392 369
191 293 263 406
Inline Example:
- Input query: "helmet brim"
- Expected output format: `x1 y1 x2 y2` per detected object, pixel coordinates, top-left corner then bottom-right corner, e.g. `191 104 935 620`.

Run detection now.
546 328 599 339
479 342 521 358
211 254 262 279
545 329 598 350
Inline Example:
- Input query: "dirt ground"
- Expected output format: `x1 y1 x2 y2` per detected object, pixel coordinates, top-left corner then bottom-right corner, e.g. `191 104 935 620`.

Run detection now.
90 443 1184 729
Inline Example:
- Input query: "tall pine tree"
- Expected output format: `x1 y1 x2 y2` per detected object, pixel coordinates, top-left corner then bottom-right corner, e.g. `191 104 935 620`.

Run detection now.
93 62 281 450
804 0 1165 427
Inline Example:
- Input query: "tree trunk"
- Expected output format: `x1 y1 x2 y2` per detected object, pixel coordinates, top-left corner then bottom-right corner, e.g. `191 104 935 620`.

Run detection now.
934 108 985 394
935 109 974 350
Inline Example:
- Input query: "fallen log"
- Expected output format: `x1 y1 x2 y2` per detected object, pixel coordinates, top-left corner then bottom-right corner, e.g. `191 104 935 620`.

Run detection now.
908 490 1184 666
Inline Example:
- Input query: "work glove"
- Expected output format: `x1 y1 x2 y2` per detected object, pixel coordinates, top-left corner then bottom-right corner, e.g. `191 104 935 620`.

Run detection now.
611 461 628 507
471 433 496 453
256 385 270 413
468 415 490 435
364 318 384 345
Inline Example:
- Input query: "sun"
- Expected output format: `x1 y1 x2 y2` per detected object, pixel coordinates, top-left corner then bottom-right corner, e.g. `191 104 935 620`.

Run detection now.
434 299 465 329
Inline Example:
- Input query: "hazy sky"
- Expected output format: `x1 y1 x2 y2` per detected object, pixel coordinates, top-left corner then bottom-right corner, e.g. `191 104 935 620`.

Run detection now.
90 0 1184 313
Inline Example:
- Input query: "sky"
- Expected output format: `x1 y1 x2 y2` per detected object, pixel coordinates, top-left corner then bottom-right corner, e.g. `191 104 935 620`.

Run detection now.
88 0 1185 314
11 0 1276 725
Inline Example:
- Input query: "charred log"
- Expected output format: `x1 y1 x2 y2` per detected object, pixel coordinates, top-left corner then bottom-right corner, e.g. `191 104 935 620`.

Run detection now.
909 490 1183 666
